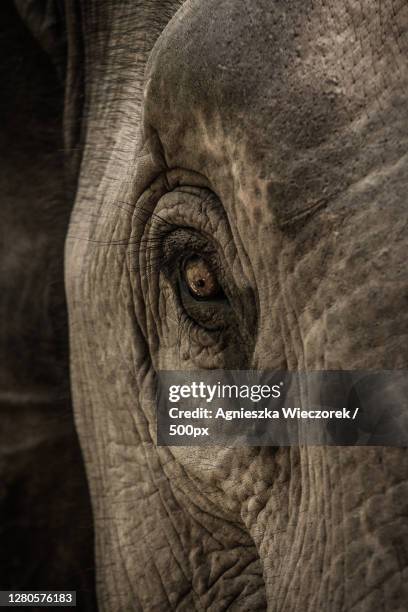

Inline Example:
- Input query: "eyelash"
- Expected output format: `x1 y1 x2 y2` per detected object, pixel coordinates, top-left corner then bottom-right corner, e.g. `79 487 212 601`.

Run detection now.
134 209 231 332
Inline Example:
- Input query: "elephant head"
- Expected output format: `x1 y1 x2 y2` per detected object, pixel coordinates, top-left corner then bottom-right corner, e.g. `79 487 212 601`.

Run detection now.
19 0 407 609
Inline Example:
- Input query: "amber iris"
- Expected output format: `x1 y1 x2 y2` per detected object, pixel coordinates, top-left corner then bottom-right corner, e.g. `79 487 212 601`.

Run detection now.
184 256 220 299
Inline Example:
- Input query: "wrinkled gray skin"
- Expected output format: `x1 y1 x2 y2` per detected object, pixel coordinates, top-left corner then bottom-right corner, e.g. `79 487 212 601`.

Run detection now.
31 0 408 609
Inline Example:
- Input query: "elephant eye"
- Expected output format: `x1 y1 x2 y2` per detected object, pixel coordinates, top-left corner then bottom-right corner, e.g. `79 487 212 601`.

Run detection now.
182 256 224 300
159 228 231 330
176 253 230 331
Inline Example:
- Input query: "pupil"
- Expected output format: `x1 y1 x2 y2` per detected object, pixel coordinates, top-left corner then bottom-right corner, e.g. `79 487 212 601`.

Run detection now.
196 279 206 288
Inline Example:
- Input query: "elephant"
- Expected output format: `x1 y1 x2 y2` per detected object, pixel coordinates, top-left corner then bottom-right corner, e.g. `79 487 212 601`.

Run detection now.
10 0 408 610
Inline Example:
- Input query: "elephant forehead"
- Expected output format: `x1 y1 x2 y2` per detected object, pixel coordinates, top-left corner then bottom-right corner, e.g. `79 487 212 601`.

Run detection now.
144 0 352 172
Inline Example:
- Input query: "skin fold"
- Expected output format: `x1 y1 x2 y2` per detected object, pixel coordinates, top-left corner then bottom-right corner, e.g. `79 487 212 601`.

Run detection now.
14 0 407 609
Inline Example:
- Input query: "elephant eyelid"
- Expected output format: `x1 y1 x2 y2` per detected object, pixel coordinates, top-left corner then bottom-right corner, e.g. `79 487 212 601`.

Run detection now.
157 228 217 276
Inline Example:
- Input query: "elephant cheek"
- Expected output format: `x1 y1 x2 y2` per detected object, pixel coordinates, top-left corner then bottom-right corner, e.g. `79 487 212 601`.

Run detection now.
241 447 408 610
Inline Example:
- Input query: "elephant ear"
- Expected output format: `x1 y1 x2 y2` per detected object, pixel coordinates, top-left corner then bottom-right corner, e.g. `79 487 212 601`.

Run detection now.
0 1 95 604
14 0 86 185
14 0 67 77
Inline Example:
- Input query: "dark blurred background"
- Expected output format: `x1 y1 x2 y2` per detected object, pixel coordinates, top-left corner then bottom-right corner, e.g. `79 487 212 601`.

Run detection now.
0 2 96 608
